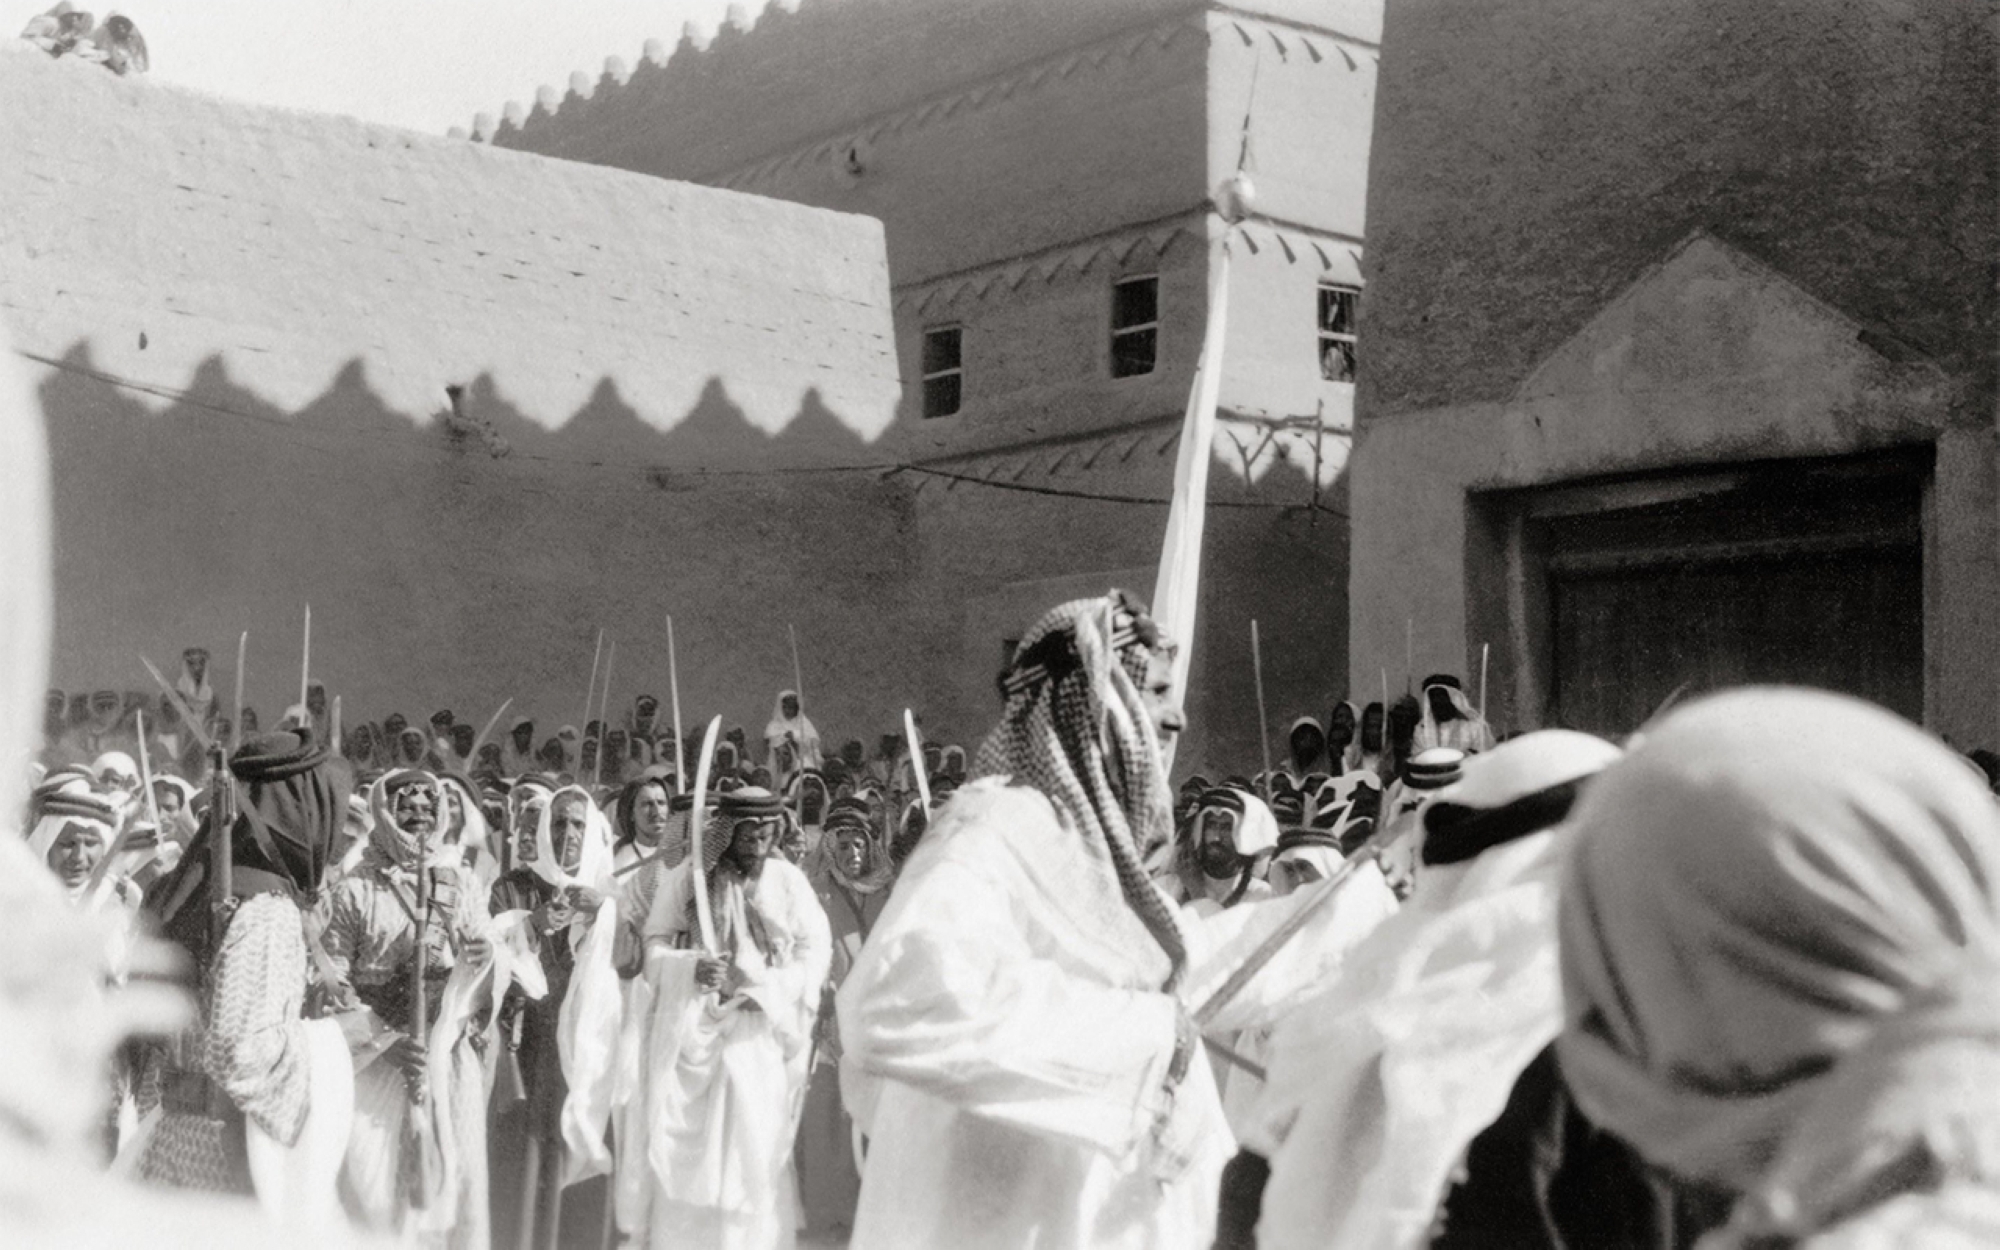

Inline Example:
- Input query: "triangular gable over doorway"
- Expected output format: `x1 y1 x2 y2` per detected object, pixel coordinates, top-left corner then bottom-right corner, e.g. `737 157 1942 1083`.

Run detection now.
1514 231 1927 404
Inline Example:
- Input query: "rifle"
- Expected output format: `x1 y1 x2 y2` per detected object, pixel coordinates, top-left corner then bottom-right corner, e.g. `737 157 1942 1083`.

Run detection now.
208 741 234 953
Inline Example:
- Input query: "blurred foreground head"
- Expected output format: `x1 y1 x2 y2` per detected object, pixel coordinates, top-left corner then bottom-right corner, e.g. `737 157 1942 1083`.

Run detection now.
1558 687 2000 1244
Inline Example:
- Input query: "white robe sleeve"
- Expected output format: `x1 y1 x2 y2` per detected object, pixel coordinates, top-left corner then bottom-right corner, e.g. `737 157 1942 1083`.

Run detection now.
1179 859 1400 1036
836 856 1180 1160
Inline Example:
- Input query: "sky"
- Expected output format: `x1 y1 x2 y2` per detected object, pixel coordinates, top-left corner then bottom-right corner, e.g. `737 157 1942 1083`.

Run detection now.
55 1 744 135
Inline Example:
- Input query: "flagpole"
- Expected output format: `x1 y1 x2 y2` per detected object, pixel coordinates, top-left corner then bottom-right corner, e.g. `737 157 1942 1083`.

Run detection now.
1150 219 1234 775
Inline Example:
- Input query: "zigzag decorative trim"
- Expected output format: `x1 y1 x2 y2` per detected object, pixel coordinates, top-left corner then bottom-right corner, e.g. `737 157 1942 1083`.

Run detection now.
892 210 1364 315
705 15 1209 192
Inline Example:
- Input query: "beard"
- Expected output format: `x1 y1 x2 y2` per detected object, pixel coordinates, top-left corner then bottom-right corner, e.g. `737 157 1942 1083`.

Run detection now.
1197 841 1241 880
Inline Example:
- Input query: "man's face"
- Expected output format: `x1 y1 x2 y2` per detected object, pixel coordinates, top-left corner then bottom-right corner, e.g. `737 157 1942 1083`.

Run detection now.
551 797 589 871
1330 704 1357 745
1290 725 1326 768
307 686 327 717
184 651 208 683
842 741 864 769
48 822 106 889
1427 686 1457 722
98 761 138 796
1270 853 1325 897
90 694 120 732
1361 706 1385 751
44 692 64 731
833 828 869 877
1195 808 1243 879
512 723 534 751
723 816 775 878
398 731 426 764
513 797 546 862
241 708 260 734
152 781 184 818
633 784 670 846
384 713 407 738
452 724 475 755
782 694 800 720
391 783 438 836
1137 648 1185 743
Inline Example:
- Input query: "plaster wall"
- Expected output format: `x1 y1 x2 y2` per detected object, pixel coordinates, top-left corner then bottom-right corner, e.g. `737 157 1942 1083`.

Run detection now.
38 352 926 748
1352 0 2000 743
903 444 1348 774
3 48 915 749
1359 0 1998 418
1350 233 1994 741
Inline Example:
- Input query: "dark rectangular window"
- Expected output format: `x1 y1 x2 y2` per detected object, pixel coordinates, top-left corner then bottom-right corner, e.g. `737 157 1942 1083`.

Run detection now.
1111 275 1158 378
922 325 962 418
1318 283 1359 381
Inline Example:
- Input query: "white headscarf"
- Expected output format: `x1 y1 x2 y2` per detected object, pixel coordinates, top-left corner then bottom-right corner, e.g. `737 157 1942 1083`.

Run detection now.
1559 689 2000 1243
763 689 823 772
362 769 453 874
89 752 139 808
529 784 613 895
1414 680 1494 755
26 780 119 871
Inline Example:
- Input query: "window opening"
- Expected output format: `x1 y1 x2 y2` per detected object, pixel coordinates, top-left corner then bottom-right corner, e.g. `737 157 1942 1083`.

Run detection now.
1319 283 1359 382
1111 276 1159 378
922 325 963 418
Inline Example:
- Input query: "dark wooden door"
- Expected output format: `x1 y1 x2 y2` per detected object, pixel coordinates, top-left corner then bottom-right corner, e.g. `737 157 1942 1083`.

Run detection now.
1538 452 1925 737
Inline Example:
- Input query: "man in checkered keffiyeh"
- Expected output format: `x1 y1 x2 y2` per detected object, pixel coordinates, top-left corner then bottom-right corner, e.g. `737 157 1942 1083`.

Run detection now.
970 590 1189 988
837 591 1237 1249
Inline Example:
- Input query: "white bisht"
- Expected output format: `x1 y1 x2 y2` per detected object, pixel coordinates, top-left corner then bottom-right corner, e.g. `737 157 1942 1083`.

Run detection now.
835 778 1394 1250
623 853 831 1249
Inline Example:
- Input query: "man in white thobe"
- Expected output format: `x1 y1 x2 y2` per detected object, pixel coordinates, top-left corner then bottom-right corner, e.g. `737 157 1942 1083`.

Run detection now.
627 786 830 1249
837 593 1397 1250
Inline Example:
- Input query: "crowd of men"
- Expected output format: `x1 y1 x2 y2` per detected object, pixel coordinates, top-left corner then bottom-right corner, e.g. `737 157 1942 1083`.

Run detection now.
20 599 1999 1249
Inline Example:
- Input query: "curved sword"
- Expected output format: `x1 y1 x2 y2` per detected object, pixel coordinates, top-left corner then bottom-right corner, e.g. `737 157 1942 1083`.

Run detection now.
687 715 723 955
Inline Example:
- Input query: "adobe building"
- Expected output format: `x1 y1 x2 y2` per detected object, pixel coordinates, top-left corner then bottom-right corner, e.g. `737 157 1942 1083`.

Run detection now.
0 43 915 743
481 0 1383 771
1350 1 1999 745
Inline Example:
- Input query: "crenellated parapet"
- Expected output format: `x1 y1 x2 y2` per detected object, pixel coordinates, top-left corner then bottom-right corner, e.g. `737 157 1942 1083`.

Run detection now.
467 0 1378 187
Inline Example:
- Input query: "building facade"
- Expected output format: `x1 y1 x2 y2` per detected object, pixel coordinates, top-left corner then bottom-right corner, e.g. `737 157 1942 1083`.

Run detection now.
1350 0 1999 744
484 0 1383 770
1 43 914 744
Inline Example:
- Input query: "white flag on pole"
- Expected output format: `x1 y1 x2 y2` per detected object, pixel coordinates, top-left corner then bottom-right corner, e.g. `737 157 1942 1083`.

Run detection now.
1151 220 1233 735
